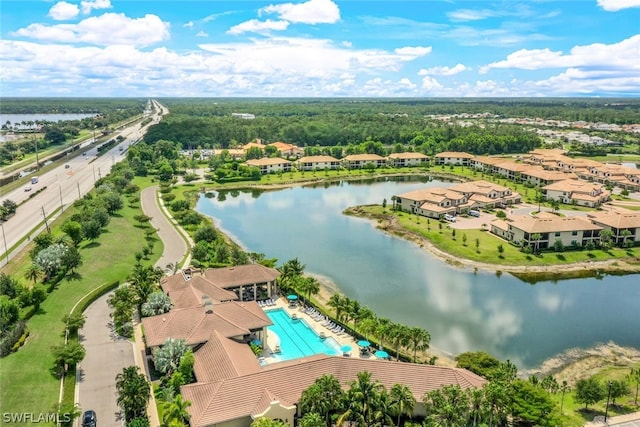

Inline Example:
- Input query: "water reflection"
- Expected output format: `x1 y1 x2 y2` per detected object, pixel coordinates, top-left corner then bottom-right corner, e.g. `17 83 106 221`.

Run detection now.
197 178 640 368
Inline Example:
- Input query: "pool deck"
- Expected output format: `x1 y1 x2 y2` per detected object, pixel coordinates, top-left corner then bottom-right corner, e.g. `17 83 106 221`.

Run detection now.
261 296 371 363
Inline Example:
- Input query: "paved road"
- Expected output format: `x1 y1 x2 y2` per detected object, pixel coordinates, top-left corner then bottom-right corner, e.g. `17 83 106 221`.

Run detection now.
1 101 165 264
140 186 190 271
76 292 135 426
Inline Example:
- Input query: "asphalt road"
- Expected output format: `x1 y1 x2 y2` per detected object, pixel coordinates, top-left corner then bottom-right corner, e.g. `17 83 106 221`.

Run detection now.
0 100 166 265
76 292 135 426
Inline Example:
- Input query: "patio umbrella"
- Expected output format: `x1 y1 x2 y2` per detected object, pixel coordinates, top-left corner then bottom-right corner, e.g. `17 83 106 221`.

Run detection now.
287 294 298 301
357 340 370 347
374 350 389 359
251 339 263 346
341 345 352 353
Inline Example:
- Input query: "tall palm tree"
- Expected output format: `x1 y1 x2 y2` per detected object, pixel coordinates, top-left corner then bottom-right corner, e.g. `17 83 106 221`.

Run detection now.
389 384 416 427
300 374 344 426
530 233 543 254
115 366 151 422
297 276 320 304
337 371 385 427
407 327 430 363
375 318 392 348
161 394 191 427
354 306 374 334
328 293 345 322
389 324 410 360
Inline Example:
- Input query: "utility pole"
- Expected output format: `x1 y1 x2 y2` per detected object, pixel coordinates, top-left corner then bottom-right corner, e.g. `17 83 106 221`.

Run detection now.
77 182 81 199
34 135 39 170
41 206 50 234
1 223 8 265
58 185 64 212
92 164 96 183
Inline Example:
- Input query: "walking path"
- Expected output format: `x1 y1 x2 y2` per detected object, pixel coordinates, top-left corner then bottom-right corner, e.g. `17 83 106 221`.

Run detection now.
585 412 640 426
135 185 194 426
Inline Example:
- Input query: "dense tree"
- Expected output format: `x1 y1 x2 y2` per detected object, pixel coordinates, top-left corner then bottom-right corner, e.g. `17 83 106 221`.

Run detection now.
116 366 151 422
510 379 557 426
609 379 630 405
629 367 640 406
61 220 84 246
251 418 287 427
51 341 86 374
62 312 86 334
455 351 504 380
0 295 20 332
337 371 386 427
423 385 470 427
161 394 191 427
575 377 605 410
300 374 344 426
389 384 416 427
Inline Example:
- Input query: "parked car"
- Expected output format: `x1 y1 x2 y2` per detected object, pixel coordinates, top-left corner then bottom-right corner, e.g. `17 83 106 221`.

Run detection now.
65 164 70 169
469 210 480 217
24 185 32 192
82 410 96 427
444 214 456 222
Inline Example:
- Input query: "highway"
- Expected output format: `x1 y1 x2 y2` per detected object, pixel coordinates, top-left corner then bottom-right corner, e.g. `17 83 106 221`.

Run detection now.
0 100 167 265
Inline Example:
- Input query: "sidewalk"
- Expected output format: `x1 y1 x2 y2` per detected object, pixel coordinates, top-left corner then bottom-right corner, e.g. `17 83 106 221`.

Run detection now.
585 412 640 426
137 185 194 426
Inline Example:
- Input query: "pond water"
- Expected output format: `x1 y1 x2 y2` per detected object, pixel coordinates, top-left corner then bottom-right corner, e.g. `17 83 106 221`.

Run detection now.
196 177 640 369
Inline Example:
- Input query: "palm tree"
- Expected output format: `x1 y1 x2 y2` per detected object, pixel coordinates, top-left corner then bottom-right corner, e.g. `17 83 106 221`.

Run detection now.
161 394 191 427
423 385 470 427
600 229 614 249
389 384 416 427
115 366 151 422
337 371 385 427
389 324 410 360
407 327 430 363
297 276 320 304
300 374 344 426
620 229 632 248
375 318 392 348
328 293 345 322
24 263 43 284
279 258 305 289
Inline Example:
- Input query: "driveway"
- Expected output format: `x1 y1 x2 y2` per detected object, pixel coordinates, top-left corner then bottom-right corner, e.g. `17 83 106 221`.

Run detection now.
76 292 135 426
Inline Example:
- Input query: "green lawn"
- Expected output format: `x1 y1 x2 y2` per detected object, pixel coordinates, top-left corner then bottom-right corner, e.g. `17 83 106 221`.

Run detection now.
354 205 638 269
0 192 161 422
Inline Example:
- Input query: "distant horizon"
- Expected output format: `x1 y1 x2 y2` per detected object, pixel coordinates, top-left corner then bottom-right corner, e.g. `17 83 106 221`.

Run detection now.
1 96 640 101
2 0 639 98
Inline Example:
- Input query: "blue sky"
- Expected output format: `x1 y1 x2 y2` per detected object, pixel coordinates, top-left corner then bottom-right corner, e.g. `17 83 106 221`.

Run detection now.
1 0 639 97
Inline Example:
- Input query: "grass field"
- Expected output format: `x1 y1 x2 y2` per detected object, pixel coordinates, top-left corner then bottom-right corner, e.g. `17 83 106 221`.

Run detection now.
0 190 161 422
353 204 638 268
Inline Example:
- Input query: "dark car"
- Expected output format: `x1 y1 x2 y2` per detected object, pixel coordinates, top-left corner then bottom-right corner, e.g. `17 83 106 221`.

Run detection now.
82 410 96 427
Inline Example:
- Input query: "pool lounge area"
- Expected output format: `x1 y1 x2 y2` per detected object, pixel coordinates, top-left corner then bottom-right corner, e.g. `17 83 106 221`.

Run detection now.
263 308 343 363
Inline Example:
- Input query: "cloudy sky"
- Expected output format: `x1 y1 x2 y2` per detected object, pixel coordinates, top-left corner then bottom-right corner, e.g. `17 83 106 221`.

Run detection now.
1 0 639 97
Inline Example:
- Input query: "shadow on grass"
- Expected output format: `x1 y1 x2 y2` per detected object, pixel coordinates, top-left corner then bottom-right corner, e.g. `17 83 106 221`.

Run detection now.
587 252 597 258
83 241 101 249
556 254 566 261
65 271 82 282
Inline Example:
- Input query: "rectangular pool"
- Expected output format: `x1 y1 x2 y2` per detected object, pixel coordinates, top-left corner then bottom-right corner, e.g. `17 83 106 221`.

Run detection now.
266 308 342 362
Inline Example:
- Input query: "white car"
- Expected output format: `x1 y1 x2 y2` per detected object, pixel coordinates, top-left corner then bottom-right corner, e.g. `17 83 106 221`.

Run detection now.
444 214 456 222
24 185 32 192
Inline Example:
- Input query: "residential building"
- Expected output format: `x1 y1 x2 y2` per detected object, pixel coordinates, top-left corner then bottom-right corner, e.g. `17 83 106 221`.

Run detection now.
296 155 341 171
342 154 387 169
448 180 521 208
245 157 292 174
490 212 602 249
434 151 474 166
395 187 468 218
387 152 429 167
268 141 304 158
588 210 640 245
543 179 610 207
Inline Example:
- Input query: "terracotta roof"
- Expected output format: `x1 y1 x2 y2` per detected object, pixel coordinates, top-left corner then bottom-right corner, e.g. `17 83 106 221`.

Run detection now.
246 157 291 166
506 214 601 234
543 179 605 194
387 152 429 160
523 168 576 182
203 264 280 289
160 272 189 293
419 202 456 213
141 302 272 347
434 151 474 159
297 155 340 163
242 142 266 150
589 211 640 229
449 180 510 196
268 142 301 151
343 154 386 161
192 331 262 383
182 355 486 427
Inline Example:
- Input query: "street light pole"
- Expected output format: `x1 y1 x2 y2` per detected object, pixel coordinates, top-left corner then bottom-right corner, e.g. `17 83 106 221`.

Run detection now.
605 381 613 422
1 223 8 265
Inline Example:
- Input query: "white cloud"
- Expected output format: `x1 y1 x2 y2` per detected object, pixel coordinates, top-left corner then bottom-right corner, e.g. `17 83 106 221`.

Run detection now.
11 13 170 47
184 21 194 28
394 46 432 57
480 34 640 73
49 2 79 21
447 8 498 22
421 76 442 91
260 0 340 24
419 63 468 76
227 19 289 35
597 0 640 11
196 31 208 38
80 0 112 15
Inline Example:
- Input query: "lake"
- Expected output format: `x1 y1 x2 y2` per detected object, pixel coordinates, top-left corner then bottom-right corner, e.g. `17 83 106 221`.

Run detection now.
196 177 640 369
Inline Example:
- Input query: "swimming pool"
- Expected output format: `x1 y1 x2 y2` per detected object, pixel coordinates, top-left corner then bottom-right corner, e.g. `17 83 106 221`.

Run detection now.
266 308 342 362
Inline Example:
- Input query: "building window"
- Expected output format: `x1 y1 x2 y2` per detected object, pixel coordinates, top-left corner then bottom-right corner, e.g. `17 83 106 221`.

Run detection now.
555 232 561 237
572 231 578 236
